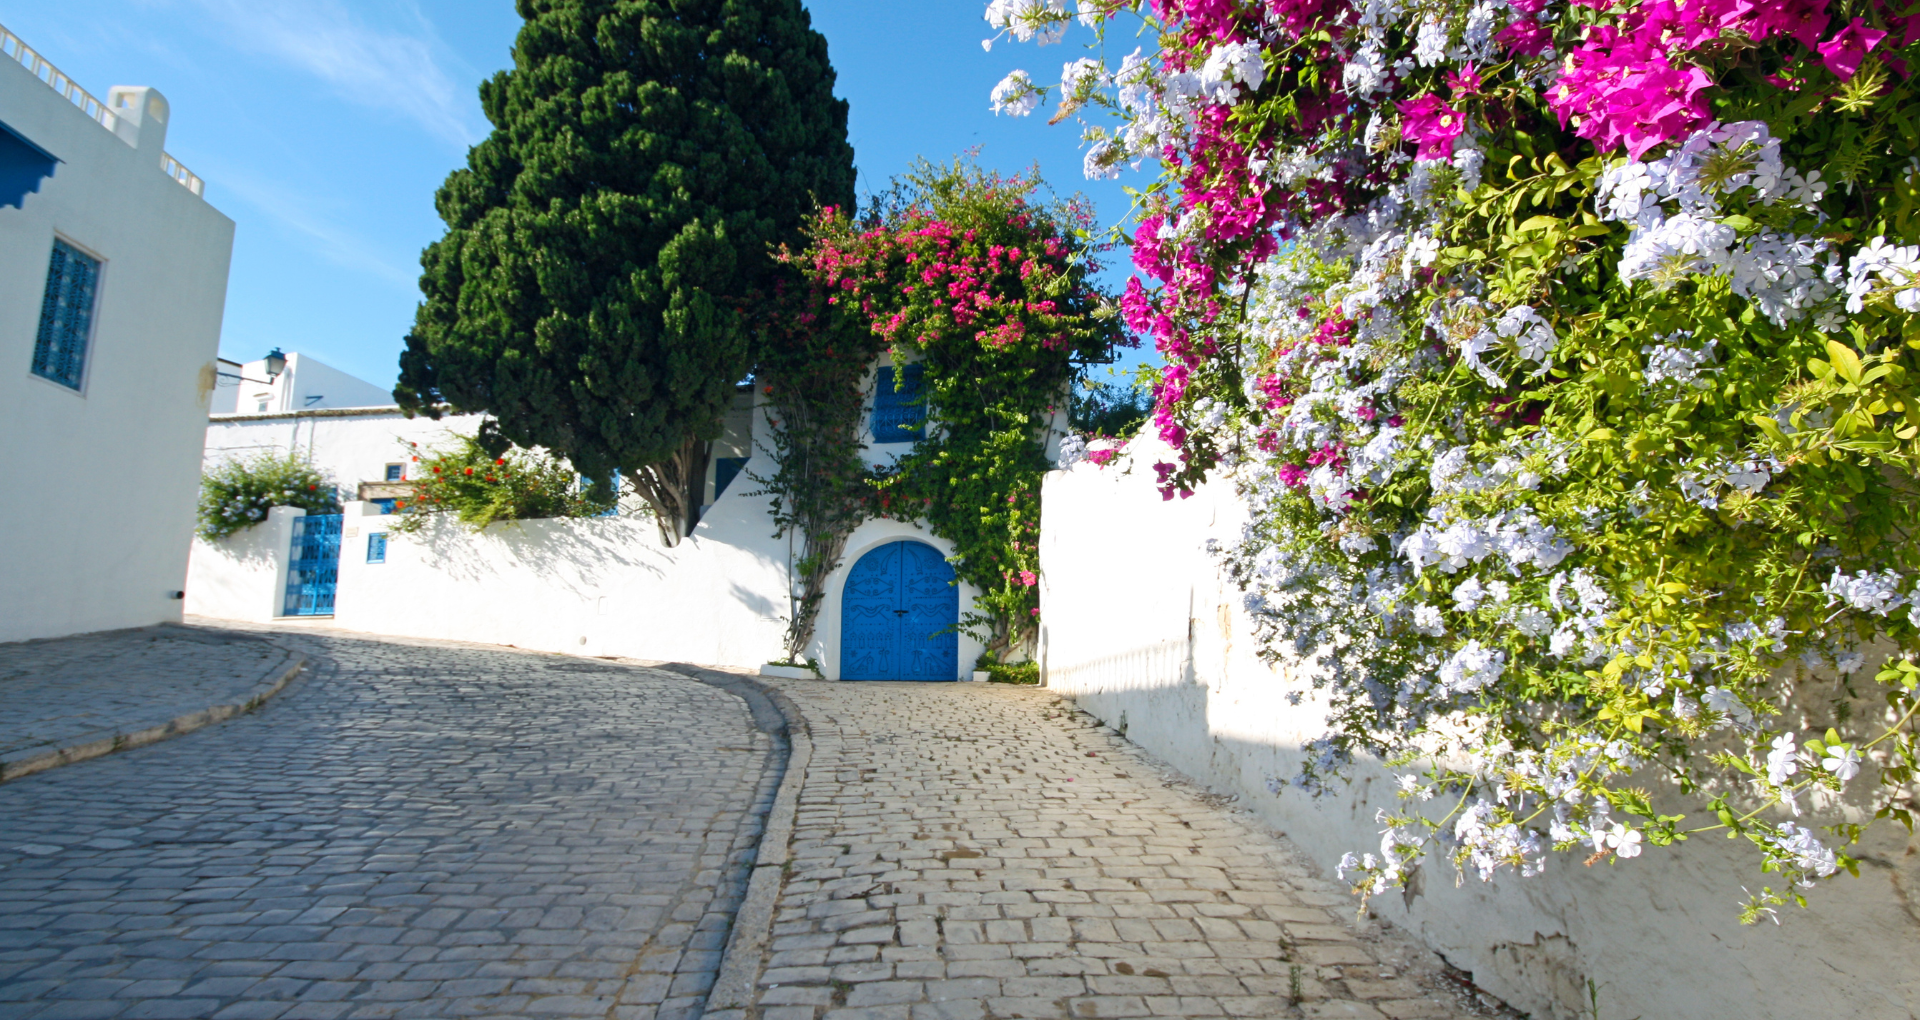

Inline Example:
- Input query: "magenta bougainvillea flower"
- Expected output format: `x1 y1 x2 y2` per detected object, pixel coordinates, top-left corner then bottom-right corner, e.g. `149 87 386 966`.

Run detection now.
1397 93 1466 160
1446 63 1484 97
1818 18 1888 80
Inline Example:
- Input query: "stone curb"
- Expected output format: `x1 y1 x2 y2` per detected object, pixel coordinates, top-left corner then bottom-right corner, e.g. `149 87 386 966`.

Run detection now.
662 666 814 1019
0 650 307 784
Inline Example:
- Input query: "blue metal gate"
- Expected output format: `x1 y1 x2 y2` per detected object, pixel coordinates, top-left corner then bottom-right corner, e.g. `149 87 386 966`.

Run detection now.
284 514 342 616
841 541 958 681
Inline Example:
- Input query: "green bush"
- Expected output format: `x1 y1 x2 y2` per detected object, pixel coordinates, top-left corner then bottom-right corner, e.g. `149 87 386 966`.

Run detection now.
390 434 616 533
197 452 340 540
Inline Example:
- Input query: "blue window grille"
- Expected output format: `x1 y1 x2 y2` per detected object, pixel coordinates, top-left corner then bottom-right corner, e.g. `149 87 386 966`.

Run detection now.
370 498 398 515
366 532 388 564
32 239 100 391
872 365 926 444
714 457 748 500
384 463 404 481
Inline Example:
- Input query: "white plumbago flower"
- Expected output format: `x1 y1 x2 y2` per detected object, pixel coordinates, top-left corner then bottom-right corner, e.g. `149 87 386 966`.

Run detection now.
1642 336 1717 388
1833 650 1866 675
984 0 1070 44
1082 138 1120 180
990 70 1043 117
1199 40 1266 102
1411 604 1447 636
1604 822 1644 859
1704 685 1754 728
1514 607 1554 637
1821 743 1863 782
1412 18 1450 66
1452 577 1490 611
1059 57 1106 99
1821 568 1907 615
1439 640 1505 694
1770 822 1839 885
1766 732 1800 785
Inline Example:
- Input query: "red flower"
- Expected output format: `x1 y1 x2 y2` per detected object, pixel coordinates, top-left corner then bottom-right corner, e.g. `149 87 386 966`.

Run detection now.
495 458 506 465
464 467 474 476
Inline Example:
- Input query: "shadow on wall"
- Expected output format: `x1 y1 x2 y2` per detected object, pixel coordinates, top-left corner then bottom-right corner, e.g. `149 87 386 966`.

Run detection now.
1050 637 1920 1020
401 515 668 596
1037 444 1920 1020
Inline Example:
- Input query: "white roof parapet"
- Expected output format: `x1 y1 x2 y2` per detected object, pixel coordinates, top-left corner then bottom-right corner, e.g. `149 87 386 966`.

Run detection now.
0 21 206 198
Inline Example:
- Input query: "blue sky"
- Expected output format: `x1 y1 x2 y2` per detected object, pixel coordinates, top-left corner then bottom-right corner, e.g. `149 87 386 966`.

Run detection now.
5 1 1148 392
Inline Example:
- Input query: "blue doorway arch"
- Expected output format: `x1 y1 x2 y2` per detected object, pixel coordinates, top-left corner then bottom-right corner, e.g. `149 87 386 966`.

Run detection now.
840 541 959 681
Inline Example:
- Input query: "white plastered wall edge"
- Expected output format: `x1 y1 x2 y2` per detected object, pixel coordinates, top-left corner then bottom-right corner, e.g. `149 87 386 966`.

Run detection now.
806 518 985 681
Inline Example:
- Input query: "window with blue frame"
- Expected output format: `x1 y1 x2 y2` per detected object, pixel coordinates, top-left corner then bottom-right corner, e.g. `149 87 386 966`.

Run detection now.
384 463 404 481
32 239 101 391
370 498 398 515
871 364 926 444
366 532 387 563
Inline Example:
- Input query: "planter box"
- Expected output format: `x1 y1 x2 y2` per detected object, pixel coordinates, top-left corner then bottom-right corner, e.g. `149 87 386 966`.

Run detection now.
760 664 821 681
971 671 990 683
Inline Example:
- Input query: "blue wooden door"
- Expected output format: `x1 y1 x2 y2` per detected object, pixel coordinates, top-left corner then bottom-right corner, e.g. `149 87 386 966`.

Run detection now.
841 541 958 681
284 514 342 616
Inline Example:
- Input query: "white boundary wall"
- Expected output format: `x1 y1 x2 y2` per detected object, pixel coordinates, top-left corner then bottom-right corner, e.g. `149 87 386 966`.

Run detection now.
1037 439 1920 1020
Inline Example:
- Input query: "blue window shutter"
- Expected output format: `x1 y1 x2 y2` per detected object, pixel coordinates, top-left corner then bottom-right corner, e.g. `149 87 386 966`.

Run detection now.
384 463 403 481
32 239 100 391
366 532 387 564
872 365 926 444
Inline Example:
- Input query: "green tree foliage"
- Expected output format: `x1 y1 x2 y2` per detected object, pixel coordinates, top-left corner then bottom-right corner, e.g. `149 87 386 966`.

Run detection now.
1070 367 1153 439
396 0 855 544
197 453 340 541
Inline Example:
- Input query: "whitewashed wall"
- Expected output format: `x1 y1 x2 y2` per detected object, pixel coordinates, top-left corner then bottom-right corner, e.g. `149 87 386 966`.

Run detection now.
0 57 234 642
203 408 485 500
330 480 792 667
184 507 303 623
1038 438 1920 1020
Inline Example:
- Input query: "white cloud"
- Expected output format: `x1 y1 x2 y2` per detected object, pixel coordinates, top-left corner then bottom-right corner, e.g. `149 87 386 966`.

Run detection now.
184 0 476 145
213 166 418 289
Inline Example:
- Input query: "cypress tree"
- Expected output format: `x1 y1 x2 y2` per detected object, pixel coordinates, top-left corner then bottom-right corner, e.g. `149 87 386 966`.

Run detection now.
396 0 855 543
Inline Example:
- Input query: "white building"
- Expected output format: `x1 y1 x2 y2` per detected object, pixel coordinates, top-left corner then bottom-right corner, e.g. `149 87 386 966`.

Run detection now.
185 356 1051 680
208 349 395 415
0 26 235 643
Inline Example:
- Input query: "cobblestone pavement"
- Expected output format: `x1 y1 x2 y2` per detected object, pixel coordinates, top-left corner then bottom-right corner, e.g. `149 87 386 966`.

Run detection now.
0 629 780 1020
734 680 1477 1020
0 626 301 774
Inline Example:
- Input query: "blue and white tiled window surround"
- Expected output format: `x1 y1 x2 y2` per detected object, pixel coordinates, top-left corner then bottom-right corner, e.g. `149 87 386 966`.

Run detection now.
32 239 101 391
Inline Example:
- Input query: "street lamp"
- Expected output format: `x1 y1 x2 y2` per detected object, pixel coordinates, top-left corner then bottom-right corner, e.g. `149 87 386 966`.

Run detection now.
216 348 290 385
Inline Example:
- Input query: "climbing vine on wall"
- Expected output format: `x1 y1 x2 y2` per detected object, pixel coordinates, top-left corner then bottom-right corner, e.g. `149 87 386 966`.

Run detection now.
763 158 1129 658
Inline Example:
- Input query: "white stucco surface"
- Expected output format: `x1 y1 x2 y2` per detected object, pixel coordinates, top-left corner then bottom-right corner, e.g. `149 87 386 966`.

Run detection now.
203 408 485 500
214 351 394 415
0 58 233 642
1038 438 1920 1020
184 507 303 623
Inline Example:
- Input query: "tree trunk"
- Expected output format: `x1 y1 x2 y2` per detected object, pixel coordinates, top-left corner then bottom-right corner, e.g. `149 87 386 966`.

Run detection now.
629 436 702 547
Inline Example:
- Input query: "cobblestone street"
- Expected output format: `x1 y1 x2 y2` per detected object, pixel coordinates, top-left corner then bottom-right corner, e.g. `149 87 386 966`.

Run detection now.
727 680 1475 1020
0 630 779 1020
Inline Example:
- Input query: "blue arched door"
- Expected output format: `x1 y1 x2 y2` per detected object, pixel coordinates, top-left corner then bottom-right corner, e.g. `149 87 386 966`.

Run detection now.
841 541 959 681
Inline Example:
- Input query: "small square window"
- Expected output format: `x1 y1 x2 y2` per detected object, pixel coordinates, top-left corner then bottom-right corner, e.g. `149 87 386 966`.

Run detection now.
370 498 398 515
384 463 404 482
31 239 101 391
366 532 387 564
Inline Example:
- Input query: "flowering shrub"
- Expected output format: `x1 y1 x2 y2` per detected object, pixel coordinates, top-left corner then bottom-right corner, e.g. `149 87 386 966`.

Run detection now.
774 158 1127 655
389 434 615 533
197 452 340 541
988 0 1920 917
